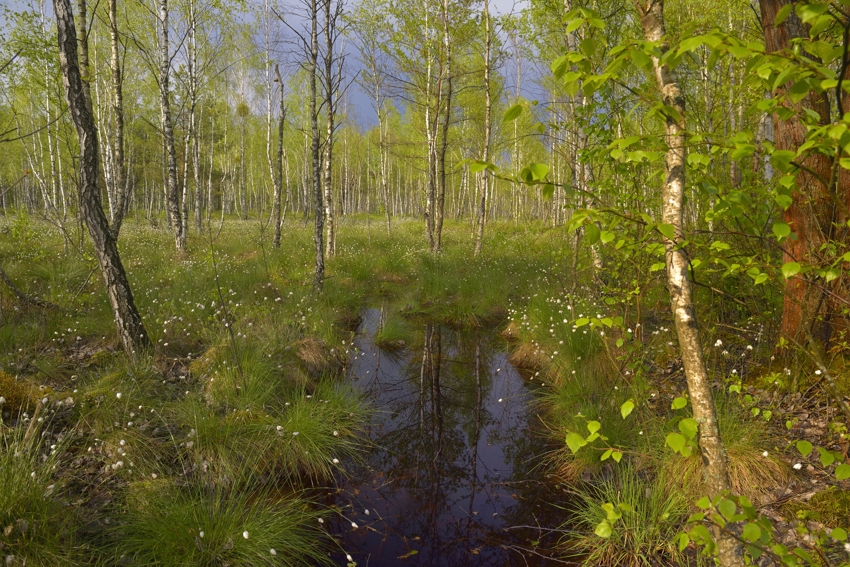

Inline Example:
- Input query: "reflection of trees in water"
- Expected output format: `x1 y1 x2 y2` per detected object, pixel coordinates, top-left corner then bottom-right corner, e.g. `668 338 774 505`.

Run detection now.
332 314 567 566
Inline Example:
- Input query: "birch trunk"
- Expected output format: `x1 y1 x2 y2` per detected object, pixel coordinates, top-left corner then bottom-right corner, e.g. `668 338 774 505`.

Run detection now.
323 0 336 258
54 0 150 356
158 0 185 251
473 0 491 257
636 1 742 565
108 0 127 237
273 64 285 249
433 0 451 253
310 0 324 289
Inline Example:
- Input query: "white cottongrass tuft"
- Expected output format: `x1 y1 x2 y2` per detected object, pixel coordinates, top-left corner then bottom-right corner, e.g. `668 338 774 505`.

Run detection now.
243 530 249 539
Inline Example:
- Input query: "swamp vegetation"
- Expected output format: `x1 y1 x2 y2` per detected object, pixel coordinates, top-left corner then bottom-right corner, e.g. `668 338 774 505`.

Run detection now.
2 0 850 564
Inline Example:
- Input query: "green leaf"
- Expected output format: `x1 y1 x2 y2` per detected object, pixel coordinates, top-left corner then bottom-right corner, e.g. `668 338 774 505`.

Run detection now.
789 80 811 103
585 223 600 245
601 449 612 461
468 160 490 174
836 463 850 480
657 223 676 240
695 496 711 509
594 520 612 538
795 440 813 457
611 450 622 463
796 2 828 23
576 317 590 327
587 420 601 435
782 261 801 279
677 532 690 551
650 262 666 272
831 527 848 541
754 273 769 285
775 194 793 209
678 418 699 440
671 396 688 410
742 523 762 542
775 4 793 26
772 222 791 239
818 446 835 467
566 432 587 454
503 104 523 122
717 498 737 520
565 17 583 35
620 400 635 419
529 162 549 180
666 432 687 454
580 37 597 57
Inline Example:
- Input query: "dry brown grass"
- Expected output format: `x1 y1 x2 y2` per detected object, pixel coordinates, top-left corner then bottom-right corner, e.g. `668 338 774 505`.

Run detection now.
508 342 549 371
0 371 37 419
662 447 790 505
188 344 226 377
500 321 521 341
295 338 345 376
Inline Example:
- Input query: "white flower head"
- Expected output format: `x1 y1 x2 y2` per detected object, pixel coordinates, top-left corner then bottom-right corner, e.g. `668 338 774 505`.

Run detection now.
793 463 802 470
116 392 122 399
351 522 358 529
243 530 249 539
270 549 277 556
346 554 354 562
762 451 768 457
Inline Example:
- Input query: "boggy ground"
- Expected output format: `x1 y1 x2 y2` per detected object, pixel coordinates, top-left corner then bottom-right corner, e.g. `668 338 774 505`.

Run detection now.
0 216 560 565
0 214 848 566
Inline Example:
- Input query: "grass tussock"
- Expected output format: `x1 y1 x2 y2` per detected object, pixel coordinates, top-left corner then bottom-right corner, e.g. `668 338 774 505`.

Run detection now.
0 371 37 420
0 426 79 566
564 466 691 567
113 480 332 567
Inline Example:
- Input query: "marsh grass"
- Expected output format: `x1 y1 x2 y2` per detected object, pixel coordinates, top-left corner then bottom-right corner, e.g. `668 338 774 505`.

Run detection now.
541 372 651 481
659 398 790 504
113 479 332 567
373 316 411 349
0 424 79 565
564 466 691 567
178 380 367 484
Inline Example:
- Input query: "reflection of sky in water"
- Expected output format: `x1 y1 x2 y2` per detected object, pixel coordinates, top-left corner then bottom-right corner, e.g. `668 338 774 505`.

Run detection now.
323 309 567 566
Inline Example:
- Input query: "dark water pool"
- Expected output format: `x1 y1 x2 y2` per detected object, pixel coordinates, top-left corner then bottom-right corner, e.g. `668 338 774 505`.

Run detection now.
322 309 569 566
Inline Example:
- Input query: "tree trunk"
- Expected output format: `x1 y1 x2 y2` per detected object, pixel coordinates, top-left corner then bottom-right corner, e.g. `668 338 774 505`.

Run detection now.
473 0 491 257
75 0 92 113
323 0 336 258
310 0 324 289
273 64 285 249
54 0 150 356
158 0 185 251
433 0 452 254
636 1 742 565
107 0 127 237
758 0 846 348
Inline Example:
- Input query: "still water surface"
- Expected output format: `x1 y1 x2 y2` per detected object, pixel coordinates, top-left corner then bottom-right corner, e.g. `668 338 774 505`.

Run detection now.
324 309 568 566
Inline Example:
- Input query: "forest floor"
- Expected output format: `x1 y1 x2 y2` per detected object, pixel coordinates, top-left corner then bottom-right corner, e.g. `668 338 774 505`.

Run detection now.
0 215 848 566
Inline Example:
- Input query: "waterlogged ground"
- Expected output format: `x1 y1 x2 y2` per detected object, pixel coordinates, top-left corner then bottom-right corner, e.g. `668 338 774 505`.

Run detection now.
323 309 568 566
